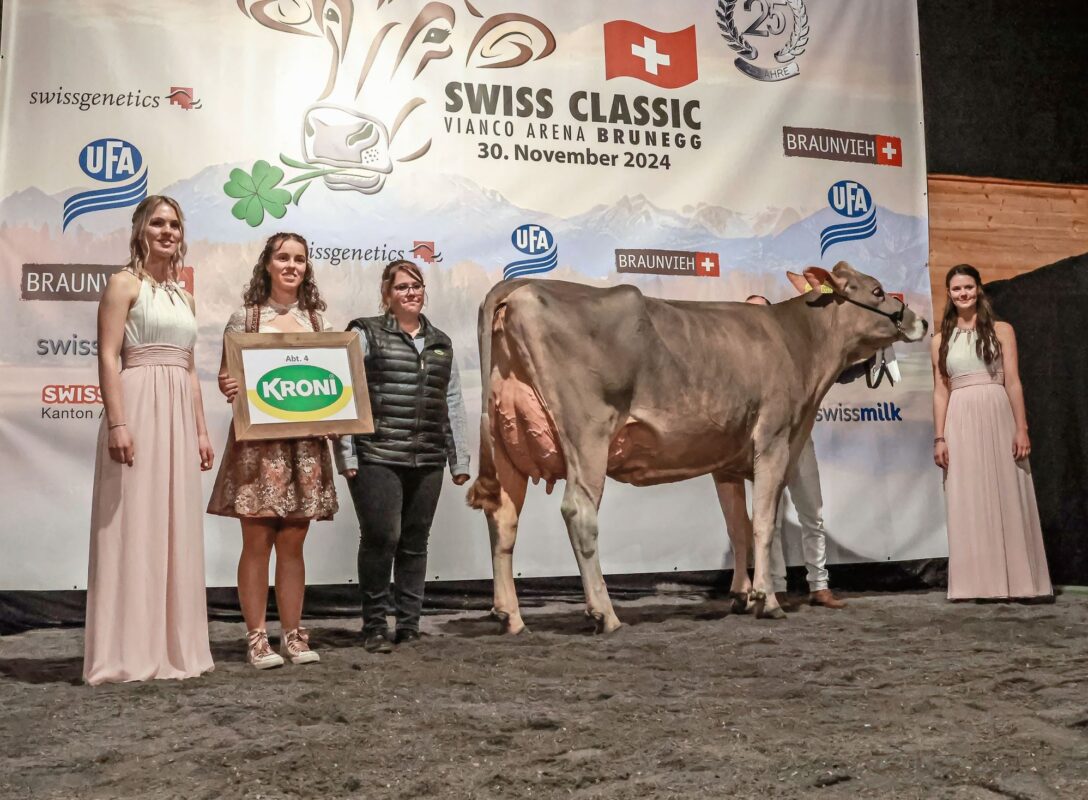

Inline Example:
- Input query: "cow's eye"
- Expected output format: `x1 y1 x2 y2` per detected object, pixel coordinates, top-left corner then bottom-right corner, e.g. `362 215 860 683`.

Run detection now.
424 28 450 45
873 287 885 299
325 8 340 24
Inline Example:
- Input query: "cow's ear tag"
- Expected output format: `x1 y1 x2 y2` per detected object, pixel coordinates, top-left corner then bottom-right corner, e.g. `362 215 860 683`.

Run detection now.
801 266 836 295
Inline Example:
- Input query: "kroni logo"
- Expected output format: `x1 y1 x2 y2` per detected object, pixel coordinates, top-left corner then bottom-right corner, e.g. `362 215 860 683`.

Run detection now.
249 365 353 421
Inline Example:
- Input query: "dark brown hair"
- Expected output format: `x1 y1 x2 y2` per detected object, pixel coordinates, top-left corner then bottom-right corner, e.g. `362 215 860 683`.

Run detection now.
379 259 425 312
937 264 1001 378
242 232 326 311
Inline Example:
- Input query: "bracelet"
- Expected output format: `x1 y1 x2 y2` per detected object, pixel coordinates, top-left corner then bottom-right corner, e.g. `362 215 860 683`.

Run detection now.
109 423 127 430
933 436 945 444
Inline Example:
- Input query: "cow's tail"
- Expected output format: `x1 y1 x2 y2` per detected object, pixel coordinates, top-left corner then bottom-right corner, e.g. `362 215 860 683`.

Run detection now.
466 282 518 514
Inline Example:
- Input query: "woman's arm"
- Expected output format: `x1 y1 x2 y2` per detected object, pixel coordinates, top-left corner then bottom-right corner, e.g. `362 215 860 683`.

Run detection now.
183 292 215 471
97 272 141 465
997 322 1031 461
445 358 471 483
217 309 246 402
930 334 950 469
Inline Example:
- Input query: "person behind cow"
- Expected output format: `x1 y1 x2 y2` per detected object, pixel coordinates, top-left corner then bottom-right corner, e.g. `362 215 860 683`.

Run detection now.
719 294 846 610
336 259 470 653
931 264 1052 601
84 195 216 685
207 232 339 669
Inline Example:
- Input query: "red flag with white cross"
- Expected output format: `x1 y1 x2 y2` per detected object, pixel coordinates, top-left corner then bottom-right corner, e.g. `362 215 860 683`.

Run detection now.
875 135 903 167
603 21 698 89
695 252 720 277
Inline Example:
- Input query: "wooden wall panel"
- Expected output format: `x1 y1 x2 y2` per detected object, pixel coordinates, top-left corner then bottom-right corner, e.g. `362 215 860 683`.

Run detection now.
927 175 1088 311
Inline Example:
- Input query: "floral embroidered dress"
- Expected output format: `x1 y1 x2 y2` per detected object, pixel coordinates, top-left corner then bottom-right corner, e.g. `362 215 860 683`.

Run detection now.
206 303 339 521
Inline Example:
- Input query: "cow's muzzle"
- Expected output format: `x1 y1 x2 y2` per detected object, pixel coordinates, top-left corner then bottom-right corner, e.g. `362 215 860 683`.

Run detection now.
302 104 394 194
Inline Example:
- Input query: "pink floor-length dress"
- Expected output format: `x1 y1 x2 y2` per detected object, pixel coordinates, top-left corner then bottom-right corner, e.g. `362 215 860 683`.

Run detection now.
83 279 214 685
944 329 1052 600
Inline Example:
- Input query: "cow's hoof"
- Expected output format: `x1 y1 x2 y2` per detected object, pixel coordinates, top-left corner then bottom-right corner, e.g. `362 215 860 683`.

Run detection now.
728 591 751 615
491 608 527 635
587 611 623 635
757 606 788 620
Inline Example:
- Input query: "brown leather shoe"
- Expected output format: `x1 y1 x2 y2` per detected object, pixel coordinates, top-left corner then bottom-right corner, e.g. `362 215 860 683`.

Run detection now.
809 589 847 609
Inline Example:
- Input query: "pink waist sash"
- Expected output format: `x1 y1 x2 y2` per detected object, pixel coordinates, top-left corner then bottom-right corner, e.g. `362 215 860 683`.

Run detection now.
122 344 193 370
950 370 1004 391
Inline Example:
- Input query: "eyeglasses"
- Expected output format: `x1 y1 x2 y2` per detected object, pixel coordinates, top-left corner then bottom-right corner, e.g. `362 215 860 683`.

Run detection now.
392 282 425 295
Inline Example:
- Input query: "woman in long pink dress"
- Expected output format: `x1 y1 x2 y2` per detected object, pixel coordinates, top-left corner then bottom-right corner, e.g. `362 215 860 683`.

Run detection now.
931 264 1052 601
84 195 216 685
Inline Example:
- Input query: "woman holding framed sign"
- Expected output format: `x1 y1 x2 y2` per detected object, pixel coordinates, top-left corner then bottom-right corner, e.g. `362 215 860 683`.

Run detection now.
208 232 338 669
336 259 471 653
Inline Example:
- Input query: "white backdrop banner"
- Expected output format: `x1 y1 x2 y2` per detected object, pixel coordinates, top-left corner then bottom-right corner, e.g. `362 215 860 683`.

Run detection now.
0 0 945 591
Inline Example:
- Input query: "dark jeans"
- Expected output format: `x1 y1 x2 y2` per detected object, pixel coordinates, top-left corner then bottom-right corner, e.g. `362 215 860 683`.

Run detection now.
347 463 444 634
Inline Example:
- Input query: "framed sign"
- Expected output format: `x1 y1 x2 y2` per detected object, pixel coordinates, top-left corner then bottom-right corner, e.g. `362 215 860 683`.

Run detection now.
224 331 373 441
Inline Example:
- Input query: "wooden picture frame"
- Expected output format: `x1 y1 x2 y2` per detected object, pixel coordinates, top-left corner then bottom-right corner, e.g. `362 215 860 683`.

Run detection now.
224 330 373 441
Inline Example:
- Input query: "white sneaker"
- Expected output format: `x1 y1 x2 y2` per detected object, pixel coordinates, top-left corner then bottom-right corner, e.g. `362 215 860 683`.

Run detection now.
281 627 320 665
246 629 285 670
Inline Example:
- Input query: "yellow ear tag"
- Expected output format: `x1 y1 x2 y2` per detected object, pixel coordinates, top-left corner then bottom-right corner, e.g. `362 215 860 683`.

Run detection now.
804 282 834 294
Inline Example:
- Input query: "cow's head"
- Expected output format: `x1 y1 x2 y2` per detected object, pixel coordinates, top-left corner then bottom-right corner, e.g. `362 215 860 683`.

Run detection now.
794 262 928 355
239 0 556 194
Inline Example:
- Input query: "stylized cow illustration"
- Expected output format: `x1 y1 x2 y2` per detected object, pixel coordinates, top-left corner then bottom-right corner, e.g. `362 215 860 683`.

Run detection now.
238 1 556 194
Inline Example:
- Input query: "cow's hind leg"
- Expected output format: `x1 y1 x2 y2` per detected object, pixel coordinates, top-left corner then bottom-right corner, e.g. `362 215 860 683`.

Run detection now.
715 477 754 614
486 448 529 635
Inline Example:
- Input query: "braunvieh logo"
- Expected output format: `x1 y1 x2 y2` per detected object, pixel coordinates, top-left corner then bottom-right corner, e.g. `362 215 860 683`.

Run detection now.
21 265 194 301
603 21 698 89
820 180 877 257
249 365 353 422
716 0 809 82
784 127 902 167
503 224 557 280
63 139 148 231
616 249 720 277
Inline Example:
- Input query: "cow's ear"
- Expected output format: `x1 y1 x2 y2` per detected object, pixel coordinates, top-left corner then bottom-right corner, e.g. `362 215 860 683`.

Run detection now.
239 0 321 36
786 271 812 295
467 13 557 68
801 266 848 296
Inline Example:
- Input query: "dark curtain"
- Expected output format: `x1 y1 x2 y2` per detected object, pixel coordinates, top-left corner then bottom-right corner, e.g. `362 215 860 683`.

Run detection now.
985 253 1088 584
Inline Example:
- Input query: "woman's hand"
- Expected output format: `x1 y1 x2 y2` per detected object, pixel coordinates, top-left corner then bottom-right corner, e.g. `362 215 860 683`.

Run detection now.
198 433 215 471
342 469 358 480
108 425 135 466
452 473 470 486
218 374 239 403
934 439 949 470
1013 429 1031 461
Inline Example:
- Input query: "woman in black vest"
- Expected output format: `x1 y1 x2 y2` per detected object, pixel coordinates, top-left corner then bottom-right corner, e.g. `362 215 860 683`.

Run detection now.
336 260 470 652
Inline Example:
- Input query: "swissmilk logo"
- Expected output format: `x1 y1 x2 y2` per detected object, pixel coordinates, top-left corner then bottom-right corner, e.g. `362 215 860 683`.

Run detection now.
63 139 148 231
249 365 352 421
816 401 903 423
819 180 877 257
503 224 558 280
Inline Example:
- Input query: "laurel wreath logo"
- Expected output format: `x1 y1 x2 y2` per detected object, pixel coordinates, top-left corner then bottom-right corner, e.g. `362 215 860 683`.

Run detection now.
715 0 809 64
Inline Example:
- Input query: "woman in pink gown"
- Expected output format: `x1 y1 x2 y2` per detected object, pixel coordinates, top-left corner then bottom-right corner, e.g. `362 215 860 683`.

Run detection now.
931 264 1052 601
84 195 216 685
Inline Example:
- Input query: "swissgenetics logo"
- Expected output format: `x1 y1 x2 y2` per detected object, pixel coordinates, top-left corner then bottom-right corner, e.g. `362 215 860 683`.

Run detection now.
603 21 698 89
783 127 902 167
411 241 444 264
816 401 903 423
166 87 203 110
250 365 353 422
615 249 720 277
820 180 877 257
503 224 558 280
63 139 148 231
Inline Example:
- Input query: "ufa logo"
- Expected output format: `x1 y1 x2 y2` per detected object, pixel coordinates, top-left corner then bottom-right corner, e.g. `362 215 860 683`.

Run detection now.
503 224 558 280
249 365 353 421
63 139 148 231
819 180 877 257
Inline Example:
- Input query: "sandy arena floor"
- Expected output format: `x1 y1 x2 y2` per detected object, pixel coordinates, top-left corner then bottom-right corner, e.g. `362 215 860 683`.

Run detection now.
1 589 1086 800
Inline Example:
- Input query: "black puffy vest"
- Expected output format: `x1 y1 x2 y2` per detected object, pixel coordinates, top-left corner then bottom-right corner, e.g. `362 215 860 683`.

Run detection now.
347 314 454 468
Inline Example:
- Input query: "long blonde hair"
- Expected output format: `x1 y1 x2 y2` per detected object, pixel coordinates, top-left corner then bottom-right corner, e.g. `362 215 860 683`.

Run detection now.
124 195 187 284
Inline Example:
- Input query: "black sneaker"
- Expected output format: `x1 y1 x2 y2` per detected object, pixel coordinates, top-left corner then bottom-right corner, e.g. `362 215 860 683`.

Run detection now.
394 629 421 646
362 629 393 654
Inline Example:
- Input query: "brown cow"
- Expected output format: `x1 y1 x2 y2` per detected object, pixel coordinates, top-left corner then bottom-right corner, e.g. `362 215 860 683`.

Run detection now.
467 262 929 633
238 0 555 194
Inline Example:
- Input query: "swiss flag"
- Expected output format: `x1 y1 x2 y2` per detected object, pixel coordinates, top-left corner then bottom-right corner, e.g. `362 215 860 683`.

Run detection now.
875 135 903 167
695 252 720 278
604 21 698 89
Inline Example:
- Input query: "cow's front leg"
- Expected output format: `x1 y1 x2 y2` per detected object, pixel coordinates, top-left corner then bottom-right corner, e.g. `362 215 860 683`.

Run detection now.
714 477 754 614
751 446 791 620
560 472 620 635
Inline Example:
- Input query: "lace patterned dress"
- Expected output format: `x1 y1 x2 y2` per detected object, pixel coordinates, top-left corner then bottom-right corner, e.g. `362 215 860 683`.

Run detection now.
206 303 339 521
944 328 1052 599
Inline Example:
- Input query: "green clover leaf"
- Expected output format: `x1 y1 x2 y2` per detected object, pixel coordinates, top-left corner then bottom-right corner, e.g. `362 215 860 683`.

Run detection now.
224 160 293 227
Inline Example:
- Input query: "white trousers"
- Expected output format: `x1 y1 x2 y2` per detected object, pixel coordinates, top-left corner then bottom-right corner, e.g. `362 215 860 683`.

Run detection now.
769 437 829 593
